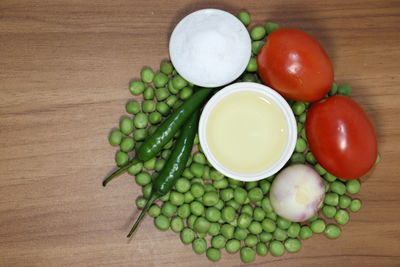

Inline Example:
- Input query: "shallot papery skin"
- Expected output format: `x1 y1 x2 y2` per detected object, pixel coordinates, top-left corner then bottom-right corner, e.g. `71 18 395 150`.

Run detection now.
270 164 325 222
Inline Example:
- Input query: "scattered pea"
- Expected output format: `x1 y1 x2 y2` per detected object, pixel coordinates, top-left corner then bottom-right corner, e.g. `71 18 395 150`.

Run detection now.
154 215 170 230
350 199 362 212
324 224 341 239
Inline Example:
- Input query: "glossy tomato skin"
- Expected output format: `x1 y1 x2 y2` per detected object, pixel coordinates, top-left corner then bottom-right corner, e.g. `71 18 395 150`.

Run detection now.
306 95 377 179
257 28 334 102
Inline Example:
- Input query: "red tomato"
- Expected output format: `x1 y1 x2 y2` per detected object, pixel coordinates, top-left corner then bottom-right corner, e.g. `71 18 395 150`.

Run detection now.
306 95 378 179
257 28 334 102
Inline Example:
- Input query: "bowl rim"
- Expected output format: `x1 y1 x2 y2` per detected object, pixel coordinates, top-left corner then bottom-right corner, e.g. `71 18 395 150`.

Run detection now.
199 82 297 181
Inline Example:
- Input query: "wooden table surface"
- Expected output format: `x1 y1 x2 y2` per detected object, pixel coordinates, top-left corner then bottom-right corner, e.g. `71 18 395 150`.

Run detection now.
1 0 400 266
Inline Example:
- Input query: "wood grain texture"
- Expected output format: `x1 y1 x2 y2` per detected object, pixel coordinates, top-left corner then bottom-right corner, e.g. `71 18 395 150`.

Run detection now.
1 0 400 266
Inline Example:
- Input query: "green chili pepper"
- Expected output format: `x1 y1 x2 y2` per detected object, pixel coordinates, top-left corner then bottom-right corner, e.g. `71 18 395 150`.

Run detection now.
127 110 200 237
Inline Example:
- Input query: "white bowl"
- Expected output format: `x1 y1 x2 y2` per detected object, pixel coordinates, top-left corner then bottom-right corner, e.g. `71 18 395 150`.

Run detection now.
169 9 251 88
199 82 297 181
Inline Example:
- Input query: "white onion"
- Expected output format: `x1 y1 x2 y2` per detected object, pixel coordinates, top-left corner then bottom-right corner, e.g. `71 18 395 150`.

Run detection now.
270 164 325 222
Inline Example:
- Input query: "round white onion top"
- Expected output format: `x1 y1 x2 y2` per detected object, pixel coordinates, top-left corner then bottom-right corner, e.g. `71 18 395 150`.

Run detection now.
169 9 251 88
270 164 325 222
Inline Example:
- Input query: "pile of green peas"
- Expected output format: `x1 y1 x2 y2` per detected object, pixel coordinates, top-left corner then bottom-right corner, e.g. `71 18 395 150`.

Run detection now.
107 11 363 263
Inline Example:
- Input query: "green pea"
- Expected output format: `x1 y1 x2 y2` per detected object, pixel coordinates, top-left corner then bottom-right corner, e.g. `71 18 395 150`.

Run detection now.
165 95 177 108
234 187 247 204
337 195 351 209
299 112 307 123
287 223 301 238
127 161 143 175
179 87 193 100
305 152 316 165
190 163 204 178
346 180 361 194
177 203 191 218
161 201 177 217
292 102 306 115
265 22 279 34
119 137 135 152
187 215 197 229
299 226 313 240
277 217 291 229
135 196 147 209
253 207 266 222
210 234 226 249
322 205 337 219
324 172 337 182
155 88 169 101
172 99 183 110
173 178 190 193
156 102 170 115
205 207 221 222
254 242 268 256
192 152 206 165
192 238 207 254
148 111 162 125
129 81 145 95
135 172 151 186
160 60 173 75
220 224 234 239
311 219 326 233
285 238 302 253
180 228 195 244
170 216 184 232
109 130 123 146
142 157 155 171
133 128 147 141
125 100 140 115
270 240 285 256
115 151 128 166
324 224 341 239
154 215 170 230
141 100 156 113
172 75 187 90
337 84 352 96
133 112 147 129
259 231 273 242
194 217 210 233
148 204 161 217
190 201 204 216
251 26 266 41
252 40 265 55
274 228 287 241
191 183 205 198
226 239 240 254
203 191 219 206
234 227 248 240
206 248 221 262
245 234 258 247
170 192 185 206
350 199 362 212
198 232 207 238
295 138 307 153
248 221 263 235
237 213 252 229
241 205 253 216
220 188 234 201
210 169 224 180
214 178 229 189
290 152 306 164
226 200 241 210
221 206 236 223
324 192 339 206
248 187 263 203
237 11 251 26
261 198 273 213
259 180 271 194
330 181 346 195
141 67 154 83
266 211 277 221
159 191 170 202
246 57 258 72
335 209 350 225
143 86 154 100
119 117 133 135
161 149 171 160
208 223 221 236
184 191 194 203
315 163 327 175
153 72 168 88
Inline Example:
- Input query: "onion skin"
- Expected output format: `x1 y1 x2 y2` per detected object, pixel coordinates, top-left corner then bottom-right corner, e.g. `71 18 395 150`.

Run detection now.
270 164 325 222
